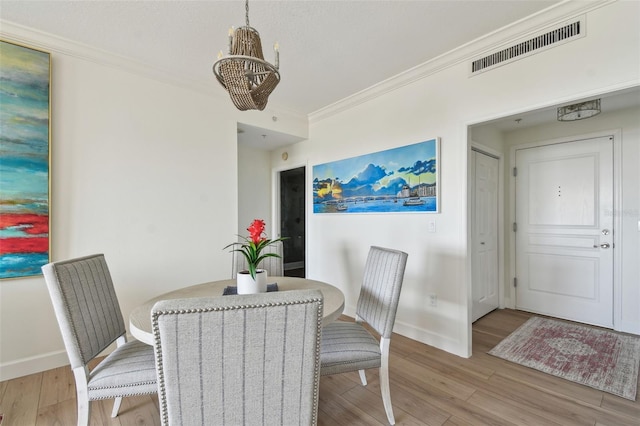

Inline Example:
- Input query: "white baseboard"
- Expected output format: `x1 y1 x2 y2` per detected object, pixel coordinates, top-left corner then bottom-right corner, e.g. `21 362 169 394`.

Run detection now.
616 319 640 336
342 304 465 358
393 319 466 357
0 336 130 381
0 350 69 382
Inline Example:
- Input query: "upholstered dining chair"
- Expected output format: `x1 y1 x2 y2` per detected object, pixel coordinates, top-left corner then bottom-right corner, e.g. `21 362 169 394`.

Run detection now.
42 254 157 426
320 246 408 425
231 239 284 277
152 289 323 426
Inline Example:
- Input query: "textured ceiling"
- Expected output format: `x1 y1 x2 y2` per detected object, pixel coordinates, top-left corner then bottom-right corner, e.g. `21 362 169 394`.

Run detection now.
0 0 561 115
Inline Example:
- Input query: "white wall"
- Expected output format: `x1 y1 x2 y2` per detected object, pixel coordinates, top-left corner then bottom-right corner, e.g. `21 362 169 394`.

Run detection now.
238 145 273 237
0 25 307 380
272 1 640 357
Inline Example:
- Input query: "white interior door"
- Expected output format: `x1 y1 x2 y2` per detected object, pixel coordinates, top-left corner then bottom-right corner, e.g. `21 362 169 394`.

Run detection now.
515 136 614 327
472 150 500 322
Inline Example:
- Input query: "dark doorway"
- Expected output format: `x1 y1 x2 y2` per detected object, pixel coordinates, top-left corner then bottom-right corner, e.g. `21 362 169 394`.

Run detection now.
280 167 305 277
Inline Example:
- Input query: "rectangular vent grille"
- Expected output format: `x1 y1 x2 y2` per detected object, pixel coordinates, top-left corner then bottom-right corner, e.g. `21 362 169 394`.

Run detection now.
471 19 584 75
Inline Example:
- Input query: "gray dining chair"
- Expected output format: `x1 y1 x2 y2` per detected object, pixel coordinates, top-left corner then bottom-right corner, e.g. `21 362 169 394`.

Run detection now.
42 254 157 426
231 239 284 278
320 246 408 425
152 289 324 426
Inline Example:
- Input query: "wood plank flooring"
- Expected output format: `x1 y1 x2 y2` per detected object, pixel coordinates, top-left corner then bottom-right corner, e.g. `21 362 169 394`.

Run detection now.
1 309 638 425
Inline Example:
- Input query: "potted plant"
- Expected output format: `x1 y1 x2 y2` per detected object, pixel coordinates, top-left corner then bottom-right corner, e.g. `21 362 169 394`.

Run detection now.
225 219 286 294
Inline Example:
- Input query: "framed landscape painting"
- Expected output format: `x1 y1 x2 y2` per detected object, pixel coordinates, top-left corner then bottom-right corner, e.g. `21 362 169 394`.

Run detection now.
0 40 51 279
313 138 439 214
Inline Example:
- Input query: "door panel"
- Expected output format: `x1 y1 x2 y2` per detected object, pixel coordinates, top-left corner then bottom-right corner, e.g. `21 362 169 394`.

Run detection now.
515 136 613 327
528 155 596 226
472 150 499 322
527 253 597 297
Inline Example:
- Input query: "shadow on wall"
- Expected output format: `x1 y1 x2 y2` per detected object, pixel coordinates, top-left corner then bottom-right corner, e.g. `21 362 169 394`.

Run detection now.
338 244 360 307
333 243 464 351
396 250 464 349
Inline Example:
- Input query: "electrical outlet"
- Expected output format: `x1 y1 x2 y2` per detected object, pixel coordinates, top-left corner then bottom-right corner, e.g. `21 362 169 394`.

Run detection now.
429 293 437 307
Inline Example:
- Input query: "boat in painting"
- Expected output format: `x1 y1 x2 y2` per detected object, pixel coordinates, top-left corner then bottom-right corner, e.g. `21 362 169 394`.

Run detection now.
403 197 426 206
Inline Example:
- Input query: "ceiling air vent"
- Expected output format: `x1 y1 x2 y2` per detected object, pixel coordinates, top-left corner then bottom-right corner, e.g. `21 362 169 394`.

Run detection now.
470 18 585 76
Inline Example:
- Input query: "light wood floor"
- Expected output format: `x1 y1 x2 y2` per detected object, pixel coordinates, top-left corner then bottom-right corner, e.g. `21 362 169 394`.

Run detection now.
1 309 638 425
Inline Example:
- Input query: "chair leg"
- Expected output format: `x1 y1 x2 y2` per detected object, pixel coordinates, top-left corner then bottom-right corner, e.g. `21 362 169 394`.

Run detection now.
111 397 123 418
358 369 368 385
354 316 369 386
76 401 90 426
73 367 91 426
111 336 126 418
380 338 395 425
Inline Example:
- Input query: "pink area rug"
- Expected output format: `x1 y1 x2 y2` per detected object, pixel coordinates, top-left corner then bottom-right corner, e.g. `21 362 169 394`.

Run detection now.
489 317 640 400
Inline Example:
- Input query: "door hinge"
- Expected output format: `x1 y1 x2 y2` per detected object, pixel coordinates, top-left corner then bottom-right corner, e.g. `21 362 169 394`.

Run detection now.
513 167 518 177
513 222 517 232
514 277 518 287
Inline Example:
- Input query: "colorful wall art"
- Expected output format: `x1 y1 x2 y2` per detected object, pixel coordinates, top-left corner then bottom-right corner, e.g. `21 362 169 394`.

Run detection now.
313 138 439 214
0 40 51 279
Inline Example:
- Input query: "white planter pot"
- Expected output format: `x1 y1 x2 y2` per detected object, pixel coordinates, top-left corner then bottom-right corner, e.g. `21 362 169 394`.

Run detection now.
236 269 268 294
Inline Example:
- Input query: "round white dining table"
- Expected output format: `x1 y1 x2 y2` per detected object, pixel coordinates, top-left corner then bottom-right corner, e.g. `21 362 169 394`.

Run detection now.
129 276 345 345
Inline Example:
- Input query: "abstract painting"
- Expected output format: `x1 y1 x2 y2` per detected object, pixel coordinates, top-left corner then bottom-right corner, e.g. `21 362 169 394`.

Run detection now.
0 40 51 279
313 138 439 214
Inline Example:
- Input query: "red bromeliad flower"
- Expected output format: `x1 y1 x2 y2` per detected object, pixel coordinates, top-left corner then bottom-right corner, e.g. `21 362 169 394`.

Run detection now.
247 219 266 244
224 219 286 279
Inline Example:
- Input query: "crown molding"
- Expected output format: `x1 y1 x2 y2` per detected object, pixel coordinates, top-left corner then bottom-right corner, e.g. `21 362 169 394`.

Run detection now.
308 0 615 124
0 1 613 126
0 20 308 123
1 20 219 96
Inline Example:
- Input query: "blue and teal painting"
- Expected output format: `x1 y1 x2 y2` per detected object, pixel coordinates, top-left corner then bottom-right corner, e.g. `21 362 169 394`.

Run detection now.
313 139 438 214
0 41 50 279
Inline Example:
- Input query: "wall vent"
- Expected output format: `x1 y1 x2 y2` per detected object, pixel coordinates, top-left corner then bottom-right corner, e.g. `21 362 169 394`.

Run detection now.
470 18 585 76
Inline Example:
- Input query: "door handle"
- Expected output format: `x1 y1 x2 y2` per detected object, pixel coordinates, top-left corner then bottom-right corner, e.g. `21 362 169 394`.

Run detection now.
594 243 610 249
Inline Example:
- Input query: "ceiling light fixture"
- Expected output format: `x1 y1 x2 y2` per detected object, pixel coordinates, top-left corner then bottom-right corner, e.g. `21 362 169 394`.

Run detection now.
557 99 601 121
212 0 280 111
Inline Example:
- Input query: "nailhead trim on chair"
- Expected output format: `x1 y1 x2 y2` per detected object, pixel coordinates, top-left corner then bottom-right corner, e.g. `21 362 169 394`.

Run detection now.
312 298 323 426
90 388 157 400
152 296 323 426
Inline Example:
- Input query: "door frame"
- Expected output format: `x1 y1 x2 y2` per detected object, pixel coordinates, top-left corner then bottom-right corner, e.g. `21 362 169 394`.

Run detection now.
508 129 623 329
470 142 505 315
272 162 308 271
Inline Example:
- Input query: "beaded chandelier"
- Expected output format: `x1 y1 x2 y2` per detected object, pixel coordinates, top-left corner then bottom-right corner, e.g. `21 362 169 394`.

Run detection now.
212 0 280 111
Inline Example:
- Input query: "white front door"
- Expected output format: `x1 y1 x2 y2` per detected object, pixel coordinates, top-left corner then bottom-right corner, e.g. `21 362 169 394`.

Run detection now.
471 150 500 322
515 136 614 327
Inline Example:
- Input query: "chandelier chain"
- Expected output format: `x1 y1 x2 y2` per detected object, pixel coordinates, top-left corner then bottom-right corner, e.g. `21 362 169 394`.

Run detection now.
245 0 250 27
